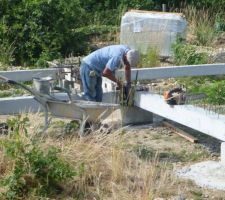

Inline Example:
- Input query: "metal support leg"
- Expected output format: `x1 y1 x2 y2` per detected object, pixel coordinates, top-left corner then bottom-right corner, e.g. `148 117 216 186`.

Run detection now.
43 105 49 131
79 113 88 137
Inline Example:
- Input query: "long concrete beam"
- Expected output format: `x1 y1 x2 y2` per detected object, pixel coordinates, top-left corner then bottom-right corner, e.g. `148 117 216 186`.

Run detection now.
134 91 225 142
0 93 69 115
0 96 42 114
1 91 225 143
0 68 60 82
0 92 116 115
117 63 225 81
1 63 225 83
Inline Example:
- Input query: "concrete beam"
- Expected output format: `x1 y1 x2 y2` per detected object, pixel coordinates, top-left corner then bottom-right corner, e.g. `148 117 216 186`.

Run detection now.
0 68 60 82
1 63 225 83
0 92 118 115
0 96 42 114
134 91 225 142
116 63 225 81
0 93 69 115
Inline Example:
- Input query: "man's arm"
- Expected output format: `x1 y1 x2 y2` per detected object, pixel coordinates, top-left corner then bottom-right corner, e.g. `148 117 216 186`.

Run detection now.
124 64 131 86
102 68 122 88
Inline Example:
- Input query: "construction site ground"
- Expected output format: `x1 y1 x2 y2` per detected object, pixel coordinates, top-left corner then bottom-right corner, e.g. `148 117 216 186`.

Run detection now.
1 109 225 200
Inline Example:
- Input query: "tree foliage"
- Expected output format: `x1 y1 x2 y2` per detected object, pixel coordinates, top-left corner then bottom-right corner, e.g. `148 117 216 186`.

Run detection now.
0 0 224 66
0 0 85 66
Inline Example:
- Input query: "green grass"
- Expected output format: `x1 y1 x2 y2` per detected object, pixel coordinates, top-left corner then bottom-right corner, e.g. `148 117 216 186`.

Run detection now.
172 39 209 65
0 89 25 98
194 21 216 46
139 47 160 68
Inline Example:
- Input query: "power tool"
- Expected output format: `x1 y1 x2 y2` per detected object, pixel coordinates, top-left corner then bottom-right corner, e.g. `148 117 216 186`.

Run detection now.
163 87 186 105
163 87 207 105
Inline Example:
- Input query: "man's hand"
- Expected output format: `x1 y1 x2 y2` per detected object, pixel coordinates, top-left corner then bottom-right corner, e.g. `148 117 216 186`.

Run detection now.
116 79 122 89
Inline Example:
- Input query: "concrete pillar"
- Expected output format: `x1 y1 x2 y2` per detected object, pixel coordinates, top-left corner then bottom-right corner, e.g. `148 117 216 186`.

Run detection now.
121 106 153 126
221 142 225 165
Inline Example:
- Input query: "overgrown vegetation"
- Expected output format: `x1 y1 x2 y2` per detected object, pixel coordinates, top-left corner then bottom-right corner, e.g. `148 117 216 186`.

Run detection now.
178 77 225 105
172 35 225 105
0 112 223 199
172 39 209 65
139 47 160 68
0 116 76 199
0 0 224 67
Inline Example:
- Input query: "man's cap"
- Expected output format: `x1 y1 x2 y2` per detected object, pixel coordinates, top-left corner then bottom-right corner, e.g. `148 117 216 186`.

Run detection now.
126 49 140 67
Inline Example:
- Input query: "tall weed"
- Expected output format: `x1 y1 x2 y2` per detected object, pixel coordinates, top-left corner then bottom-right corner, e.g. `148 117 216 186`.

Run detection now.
139 47 160 68
0 115 76 199
172 39 209 65
194 20 216 46
0 26 15 68
182 6 217 46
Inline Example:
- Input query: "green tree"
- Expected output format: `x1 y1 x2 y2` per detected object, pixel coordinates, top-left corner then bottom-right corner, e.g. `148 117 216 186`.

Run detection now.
0 0 85 66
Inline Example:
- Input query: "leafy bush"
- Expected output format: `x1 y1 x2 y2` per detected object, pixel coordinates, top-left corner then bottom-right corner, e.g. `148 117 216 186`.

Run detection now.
172 39 209 65
200 80 225 105
0 115 76 199
72 25 118 55
1 0 224 67
139 47 160 68
215 13 225 32
81 0 155 16
176 77 225 105
187 0 225 10
189 79 225 105
0 0 85 66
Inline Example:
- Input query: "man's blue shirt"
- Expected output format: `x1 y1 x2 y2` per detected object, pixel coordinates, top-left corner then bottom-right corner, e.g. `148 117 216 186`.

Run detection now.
82 45 130 76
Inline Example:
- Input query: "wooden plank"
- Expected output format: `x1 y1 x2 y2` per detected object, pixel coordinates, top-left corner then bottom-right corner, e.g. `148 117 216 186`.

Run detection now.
116 63 225 81
162 120 198 143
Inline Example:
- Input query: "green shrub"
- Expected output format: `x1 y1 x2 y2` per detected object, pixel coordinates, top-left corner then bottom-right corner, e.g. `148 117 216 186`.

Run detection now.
177 77 225 105
1 0 224 67
215 13 225 32
0 0 85 66
139 47 160 68
72 25 118 54
0 25 15 66
199 80 225 105
81 0 154 21
0 115 76 199
172 39 209 65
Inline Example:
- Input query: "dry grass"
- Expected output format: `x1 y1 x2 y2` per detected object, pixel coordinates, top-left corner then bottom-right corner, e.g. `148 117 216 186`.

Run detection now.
1 113 225 199
0 113 176 199
181 6 216 46
41 130 175 200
